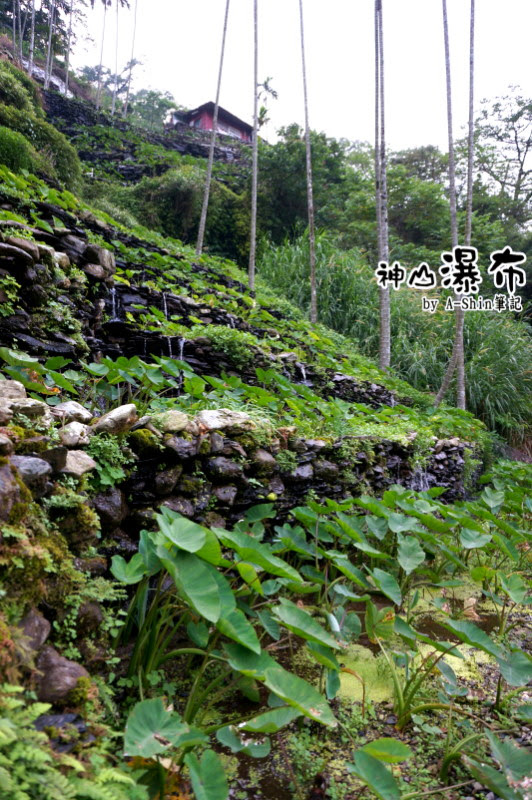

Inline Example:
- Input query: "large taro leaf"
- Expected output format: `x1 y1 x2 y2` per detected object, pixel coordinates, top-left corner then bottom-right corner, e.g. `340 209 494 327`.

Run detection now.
111 553 146 585
263 666 337 727
124 698 206 758
462 757 521 800
397 535 425 575
370 569 402 606
349 751 400 800
185 749 229 800
359 738 413 764
486 732 531 782
156 511 207 553
272 599 340 649
240 706 301 733
441 619 503 659
496 649 532 687
158 549 222 623
214 528 302 582
216 725 271 758
216 608 261 654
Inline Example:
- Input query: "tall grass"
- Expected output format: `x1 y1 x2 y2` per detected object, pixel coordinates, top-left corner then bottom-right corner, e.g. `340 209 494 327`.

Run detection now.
259 233 532 445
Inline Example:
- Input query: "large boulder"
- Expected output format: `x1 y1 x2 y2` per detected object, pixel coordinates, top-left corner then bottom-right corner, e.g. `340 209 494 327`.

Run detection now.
36 646 89 703
150 410 190 433
0 380 26 401
19 608 51 652
83 243 115 276
91 487 128 531
61 450 97 477
10 455 52 497
52 401 93 424
59 422 91 447
92 404 138 434
196 409 256 434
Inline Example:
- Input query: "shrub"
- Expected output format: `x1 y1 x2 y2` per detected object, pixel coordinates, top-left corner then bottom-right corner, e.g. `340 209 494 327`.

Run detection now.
0 127 41 174
0 59 43 115
0 104 81 189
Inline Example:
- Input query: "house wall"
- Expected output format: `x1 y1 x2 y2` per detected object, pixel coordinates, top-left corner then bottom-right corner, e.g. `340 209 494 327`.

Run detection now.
189 110 251 142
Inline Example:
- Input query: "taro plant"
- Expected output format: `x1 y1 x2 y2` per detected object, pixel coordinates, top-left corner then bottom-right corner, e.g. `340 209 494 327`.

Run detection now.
112 508 341 799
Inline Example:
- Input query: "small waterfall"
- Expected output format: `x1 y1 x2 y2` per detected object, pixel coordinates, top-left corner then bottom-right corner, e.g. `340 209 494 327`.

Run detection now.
109 287 119 321
297 363 307 384
162 292 168 320
229 316 236 329
389 394 396 407
177 338 186 392
142 338 147 358
410 468 430 492
166 336 173 358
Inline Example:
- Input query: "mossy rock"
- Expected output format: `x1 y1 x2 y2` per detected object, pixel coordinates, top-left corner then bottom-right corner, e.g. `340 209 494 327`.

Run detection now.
128 428 161 457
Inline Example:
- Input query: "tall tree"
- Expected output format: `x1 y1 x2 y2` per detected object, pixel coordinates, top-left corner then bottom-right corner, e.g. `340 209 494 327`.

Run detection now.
64 0 74 95
111 0 119 114
28 0 36 77
122 0 138 117
248 0 258 292
195 0 230 256
375 0 391 369
95 0 108 110
434 0 469 409
44 0 57 89
298 0 317 323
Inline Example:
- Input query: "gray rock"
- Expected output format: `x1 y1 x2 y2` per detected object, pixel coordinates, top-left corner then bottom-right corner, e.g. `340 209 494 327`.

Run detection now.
91 487 128 531
314 460 340 480
0 434 14 455
0 401 13 425
0 241 34 267
77 601 103 634
151 410 190 433
19 608 51 652
213 485 238 505
40 446 68 472
162 497 195 517
289 463 314 482
52 401 93 424
196 408 256 433
5 236 40 262
208 457 243 479
11 398 53 424
210 432 225 453
83 243 115 274
54 252 70 269
92 403 138 434
61 450 97 477
11 455 52 496
36 646 89 703
0 380 26 400
61 235 86 261
83 263 107 281
0 462 23 520
251 448 277 476
164 436 198 459
59 421 91 447
154 465 183 496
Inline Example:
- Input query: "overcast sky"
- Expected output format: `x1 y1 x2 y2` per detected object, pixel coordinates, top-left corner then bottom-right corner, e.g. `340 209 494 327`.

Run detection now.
73 0 532 151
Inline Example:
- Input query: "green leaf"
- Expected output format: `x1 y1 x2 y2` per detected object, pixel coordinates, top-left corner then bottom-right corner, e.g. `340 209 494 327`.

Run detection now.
441 619 503 659
263 666 337 727
272 599 340 649
307 641 340 671
257 609 280 641
397 536 425 575
496 650 532 687
387 512 415 534
187 621 209 649
481 487 505 512
216 725 271 758
514 704 532 722
460 528 492 549
365 602 395 642
215 528 302 582
156 511 207 553
462 757 520 800
349 751 400 800
185 749 229 800
359 738 413 764
245 503 276 522
366 515 389 540
110 553 146 585
240 706 300 733
370 569 402 606
159 550 222 623
499 573 528 605
236 562 263 594
326 668 341 699
216 608 261 654
486 732 531 781
124 698 205 757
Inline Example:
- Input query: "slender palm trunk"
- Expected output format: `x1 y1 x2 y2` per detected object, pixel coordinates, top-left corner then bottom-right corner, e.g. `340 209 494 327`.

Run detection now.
374 1 382 262
111 0 119 115
195 0 230 256
16 0 23 62
248 0 259 293
28 0 36 76
298 0 317 324
65 0 74 95
465 0 475 247
44 0 56 89
376 0 390 369
96 2 108 110
434 0 465 408
12 0 17 60
122 0 138 117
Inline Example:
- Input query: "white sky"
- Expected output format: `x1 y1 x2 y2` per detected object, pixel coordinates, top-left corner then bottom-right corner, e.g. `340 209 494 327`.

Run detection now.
73 0 532 151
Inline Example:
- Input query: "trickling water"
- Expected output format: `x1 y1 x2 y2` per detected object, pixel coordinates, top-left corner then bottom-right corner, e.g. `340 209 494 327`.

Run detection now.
297 363 307 384
389 394 396 407
162 292 168 320
410 468 430 492
166 336 173 358
177 338 186 392
229 316 236 329
109 287 119 320
142 338 147 358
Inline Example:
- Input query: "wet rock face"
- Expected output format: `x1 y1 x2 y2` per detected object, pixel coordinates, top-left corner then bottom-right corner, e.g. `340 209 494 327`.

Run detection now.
18 608 51 653
10 455 52 497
